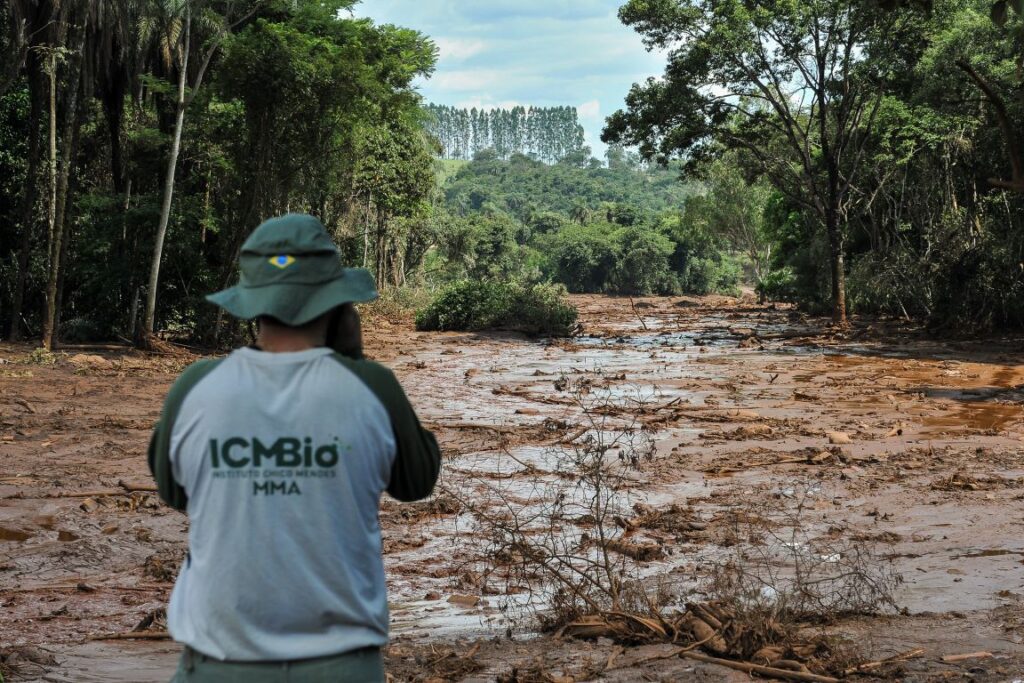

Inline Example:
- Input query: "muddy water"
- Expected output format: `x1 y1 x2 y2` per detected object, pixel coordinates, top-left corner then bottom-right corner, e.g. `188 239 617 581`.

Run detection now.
379 298 1024 642
3 295 1024 680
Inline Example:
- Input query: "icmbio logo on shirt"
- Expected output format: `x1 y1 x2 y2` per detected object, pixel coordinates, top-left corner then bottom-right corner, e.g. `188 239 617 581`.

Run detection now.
207 436 352 496
209 436 344 469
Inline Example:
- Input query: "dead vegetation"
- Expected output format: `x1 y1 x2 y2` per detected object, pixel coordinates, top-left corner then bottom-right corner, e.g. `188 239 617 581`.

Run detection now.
0 646 57 682
444 378 661 625
446 376 905 680
385 642 484 682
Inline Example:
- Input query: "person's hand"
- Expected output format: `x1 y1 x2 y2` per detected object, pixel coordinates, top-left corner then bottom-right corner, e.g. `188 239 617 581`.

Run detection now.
327 304 363 359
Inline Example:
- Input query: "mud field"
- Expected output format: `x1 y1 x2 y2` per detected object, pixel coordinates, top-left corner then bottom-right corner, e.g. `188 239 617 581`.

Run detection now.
3 295 1024 682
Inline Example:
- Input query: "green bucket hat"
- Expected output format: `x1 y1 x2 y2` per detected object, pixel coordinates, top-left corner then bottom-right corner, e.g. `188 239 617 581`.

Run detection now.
206 213 377 326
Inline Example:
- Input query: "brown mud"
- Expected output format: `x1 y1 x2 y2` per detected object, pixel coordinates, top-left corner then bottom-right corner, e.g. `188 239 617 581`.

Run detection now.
2 295 1024 681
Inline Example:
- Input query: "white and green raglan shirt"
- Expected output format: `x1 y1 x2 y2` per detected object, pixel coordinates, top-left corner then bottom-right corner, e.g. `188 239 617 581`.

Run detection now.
147 347 440 662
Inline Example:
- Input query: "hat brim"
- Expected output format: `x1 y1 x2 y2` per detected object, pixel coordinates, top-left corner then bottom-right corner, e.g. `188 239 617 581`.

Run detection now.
206 268 378 326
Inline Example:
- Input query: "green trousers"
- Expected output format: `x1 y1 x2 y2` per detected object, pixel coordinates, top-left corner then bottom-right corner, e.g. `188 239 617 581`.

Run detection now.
170 646 385 683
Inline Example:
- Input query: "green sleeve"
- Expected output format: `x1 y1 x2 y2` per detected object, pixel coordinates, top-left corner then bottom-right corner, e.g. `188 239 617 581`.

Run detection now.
147 358 224 510
330 354 441 502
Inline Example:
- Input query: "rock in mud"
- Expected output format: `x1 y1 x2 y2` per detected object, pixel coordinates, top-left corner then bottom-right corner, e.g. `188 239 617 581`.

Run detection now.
447 594 480 607
827 431 852 445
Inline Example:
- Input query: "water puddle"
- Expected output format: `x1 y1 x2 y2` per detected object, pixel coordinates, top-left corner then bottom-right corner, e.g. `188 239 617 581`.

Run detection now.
922 402 1023 434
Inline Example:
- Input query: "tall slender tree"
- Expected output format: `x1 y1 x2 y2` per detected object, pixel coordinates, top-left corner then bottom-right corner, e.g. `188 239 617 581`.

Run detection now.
141 0 261 348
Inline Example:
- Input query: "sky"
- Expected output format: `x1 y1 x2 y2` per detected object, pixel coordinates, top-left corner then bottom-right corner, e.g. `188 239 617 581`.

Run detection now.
351 1 667 158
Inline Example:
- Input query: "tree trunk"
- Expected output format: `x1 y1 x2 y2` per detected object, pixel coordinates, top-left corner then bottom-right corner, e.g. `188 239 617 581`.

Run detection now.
826 208 847 326
46 50 57 258
142 8 190 347
9 55 45 342
103 64 129 197
53 106 85 341
42 14 87 350
41 50 59 349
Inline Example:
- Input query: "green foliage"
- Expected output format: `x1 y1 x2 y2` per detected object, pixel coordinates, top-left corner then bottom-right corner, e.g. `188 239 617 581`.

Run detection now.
26 348 58 365
540 223 621 293
431 153 740 298
756 268 799 303
539 223 678 295
444 153 694 220
684 155 773 284
663 213 743 296
415 280 578 336
9 0 1024 346
760 192 832 313
609 226 677 294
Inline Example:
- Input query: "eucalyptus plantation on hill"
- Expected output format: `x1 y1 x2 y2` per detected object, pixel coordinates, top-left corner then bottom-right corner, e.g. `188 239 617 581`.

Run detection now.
424 104 585 162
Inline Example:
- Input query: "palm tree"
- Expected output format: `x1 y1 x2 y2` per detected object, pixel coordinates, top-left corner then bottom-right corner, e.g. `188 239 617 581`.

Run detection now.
569 204 591 225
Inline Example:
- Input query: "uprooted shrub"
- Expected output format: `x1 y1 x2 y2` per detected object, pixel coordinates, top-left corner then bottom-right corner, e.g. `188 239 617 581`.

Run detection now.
414 280 578 336
688 486 904 670
444 377 662 631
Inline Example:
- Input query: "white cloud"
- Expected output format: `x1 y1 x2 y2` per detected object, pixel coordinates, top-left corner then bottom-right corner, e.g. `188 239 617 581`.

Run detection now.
434 37 486 61
577 99 601 121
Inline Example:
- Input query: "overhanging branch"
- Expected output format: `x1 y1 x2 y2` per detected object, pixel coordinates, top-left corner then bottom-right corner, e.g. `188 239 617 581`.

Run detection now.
956 59 1024 191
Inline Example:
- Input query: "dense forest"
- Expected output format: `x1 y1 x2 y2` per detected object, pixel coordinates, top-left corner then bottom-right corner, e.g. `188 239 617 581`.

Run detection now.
424 151 740 299
0 0 439 348
604 0 1024 330
424 104 585 162
3 0 1024 348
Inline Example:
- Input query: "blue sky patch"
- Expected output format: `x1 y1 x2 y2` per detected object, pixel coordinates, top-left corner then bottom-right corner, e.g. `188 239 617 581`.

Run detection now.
353 1 666 158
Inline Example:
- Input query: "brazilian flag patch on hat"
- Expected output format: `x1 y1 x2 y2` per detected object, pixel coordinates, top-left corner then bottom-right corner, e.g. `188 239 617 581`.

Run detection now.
269 254 296 269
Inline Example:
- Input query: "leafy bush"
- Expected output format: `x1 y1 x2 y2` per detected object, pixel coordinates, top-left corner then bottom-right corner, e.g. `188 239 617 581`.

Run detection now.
662 216 742 295
540 224 619 293
435 212 528 281
415 280 578 336
539 223 684 295
677 254 743 295
756 267 800 303
26 348 59 365
609 226 677 295
363 286 434 320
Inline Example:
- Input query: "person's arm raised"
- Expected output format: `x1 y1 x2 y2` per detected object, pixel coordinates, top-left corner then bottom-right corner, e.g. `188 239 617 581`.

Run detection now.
330 355 441 502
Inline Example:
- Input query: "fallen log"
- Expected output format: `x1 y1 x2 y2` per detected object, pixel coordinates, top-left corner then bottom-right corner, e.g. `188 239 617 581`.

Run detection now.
559 426 589 444
90 632 171 641
9 583 169 593
843 648 925 675
118 479 158 492
23 479 157 499
941 651 992 663
679 651 840 683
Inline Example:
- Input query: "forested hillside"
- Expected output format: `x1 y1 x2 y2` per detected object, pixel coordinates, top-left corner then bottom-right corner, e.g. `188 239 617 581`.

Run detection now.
421 151 744 302
425 104 585 161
